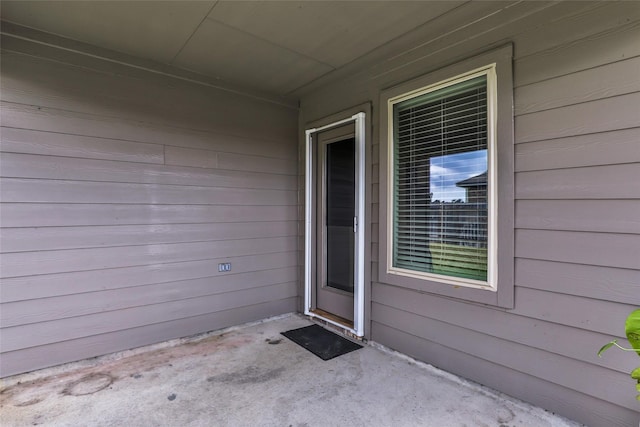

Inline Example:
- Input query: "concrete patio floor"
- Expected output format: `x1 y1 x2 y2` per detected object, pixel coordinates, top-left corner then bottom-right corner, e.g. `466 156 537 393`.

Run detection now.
0 314 582 427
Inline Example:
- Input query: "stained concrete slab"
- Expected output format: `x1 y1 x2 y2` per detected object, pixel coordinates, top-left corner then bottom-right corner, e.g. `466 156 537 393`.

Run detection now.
0 314 583 427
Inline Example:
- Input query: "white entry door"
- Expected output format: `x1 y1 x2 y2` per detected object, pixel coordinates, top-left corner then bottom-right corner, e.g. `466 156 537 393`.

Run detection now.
304 112 365 337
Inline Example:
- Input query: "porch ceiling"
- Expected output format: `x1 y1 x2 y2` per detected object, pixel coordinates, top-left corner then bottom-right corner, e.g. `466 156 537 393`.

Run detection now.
0 1 471 100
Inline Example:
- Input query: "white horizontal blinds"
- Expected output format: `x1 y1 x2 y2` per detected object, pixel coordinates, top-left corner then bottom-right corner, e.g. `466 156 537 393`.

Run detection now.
393 74 489 281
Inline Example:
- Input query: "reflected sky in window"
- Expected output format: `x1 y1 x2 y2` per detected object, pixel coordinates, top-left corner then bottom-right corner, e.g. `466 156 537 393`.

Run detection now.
430 150 487 202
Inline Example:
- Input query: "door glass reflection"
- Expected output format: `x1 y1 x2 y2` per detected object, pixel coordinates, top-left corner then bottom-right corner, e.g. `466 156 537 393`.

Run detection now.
325 138 355 293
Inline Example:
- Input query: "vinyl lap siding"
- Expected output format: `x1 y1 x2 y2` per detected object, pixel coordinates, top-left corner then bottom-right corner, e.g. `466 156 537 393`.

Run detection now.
0 42 298 377
300 2 640 426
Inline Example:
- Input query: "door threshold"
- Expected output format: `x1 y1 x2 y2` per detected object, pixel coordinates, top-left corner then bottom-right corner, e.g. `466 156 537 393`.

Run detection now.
309 308 354 329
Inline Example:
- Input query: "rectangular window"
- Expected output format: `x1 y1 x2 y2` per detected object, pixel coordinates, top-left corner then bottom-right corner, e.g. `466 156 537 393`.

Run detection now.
389 66 496 289
379 45 514 307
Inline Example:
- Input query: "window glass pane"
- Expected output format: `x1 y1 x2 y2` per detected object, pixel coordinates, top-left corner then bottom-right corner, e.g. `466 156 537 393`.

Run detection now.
393 75 488 281
326 138 355 292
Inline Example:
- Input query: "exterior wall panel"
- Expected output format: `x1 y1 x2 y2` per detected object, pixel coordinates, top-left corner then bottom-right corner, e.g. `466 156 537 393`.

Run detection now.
0 299 296 378
299 2 640 426
0 39 298 377
373 321 640 427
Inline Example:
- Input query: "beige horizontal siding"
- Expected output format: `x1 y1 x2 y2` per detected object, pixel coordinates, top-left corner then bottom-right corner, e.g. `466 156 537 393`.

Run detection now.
0 101 295 159
516 164 640 199
0 47 296 144
372 283 636 372
0 203 297 227
1 222 297 253
514 20 640 87
515 92 640 143
0 127 165 163
0 298 296 379
514 259 639 305
515 200 640 233
2 267 297 327
297 1 639 115
371 298 636 411
515 229 639 268
372 321 640 427
1 152 297 188
1 236 296 278
299 2 640 426
1 178 296 205
1 282 296 353
514 57 640 115
1 252 298 303
0 38 298 377
515 128 640 172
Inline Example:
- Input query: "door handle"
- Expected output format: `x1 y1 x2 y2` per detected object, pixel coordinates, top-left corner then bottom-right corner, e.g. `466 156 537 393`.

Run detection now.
353 216 358 233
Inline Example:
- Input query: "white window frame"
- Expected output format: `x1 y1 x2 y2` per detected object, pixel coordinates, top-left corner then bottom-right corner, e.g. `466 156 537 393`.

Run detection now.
378 44 514 309
386 65 498 291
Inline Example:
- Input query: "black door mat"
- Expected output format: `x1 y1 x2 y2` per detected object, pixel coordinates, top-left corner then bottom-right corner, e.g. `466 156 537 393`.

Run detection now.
281 324 363 361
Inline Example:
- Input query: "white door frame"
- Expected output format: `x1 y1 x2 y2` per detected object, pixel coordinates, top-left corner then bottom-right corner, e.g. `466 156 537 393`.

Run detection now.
304 112 366 337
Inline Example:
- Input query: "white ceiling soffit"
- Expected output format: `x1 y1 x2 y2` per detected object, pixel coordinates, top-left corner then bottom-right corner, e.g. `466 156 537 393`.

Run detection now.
0 1 217 63
171 17 335 95
0 1 464 98
207 1 463 69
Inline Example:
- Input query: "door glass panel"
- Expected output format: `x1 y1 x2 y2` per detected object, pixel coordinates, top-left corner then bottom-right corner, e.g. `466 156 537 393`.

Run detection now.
325 138 355 293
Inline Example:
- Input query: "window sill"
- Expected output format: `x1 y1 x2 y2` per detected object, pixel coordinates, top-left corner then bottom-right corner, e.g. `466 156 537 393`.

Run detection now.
381 267 511 308
387 267 496 292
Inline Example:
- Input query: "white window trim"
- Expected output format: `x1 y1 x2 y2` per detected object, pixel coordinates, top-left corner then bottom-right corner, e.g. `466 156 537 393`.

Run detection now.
378 44 514 309
386 64 499 291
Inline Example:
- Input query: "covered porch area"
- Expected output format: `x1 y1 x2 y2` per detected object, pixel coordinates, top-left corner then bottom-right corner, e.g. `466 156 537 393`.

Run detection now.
1 2 639 426
0 314 580 427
